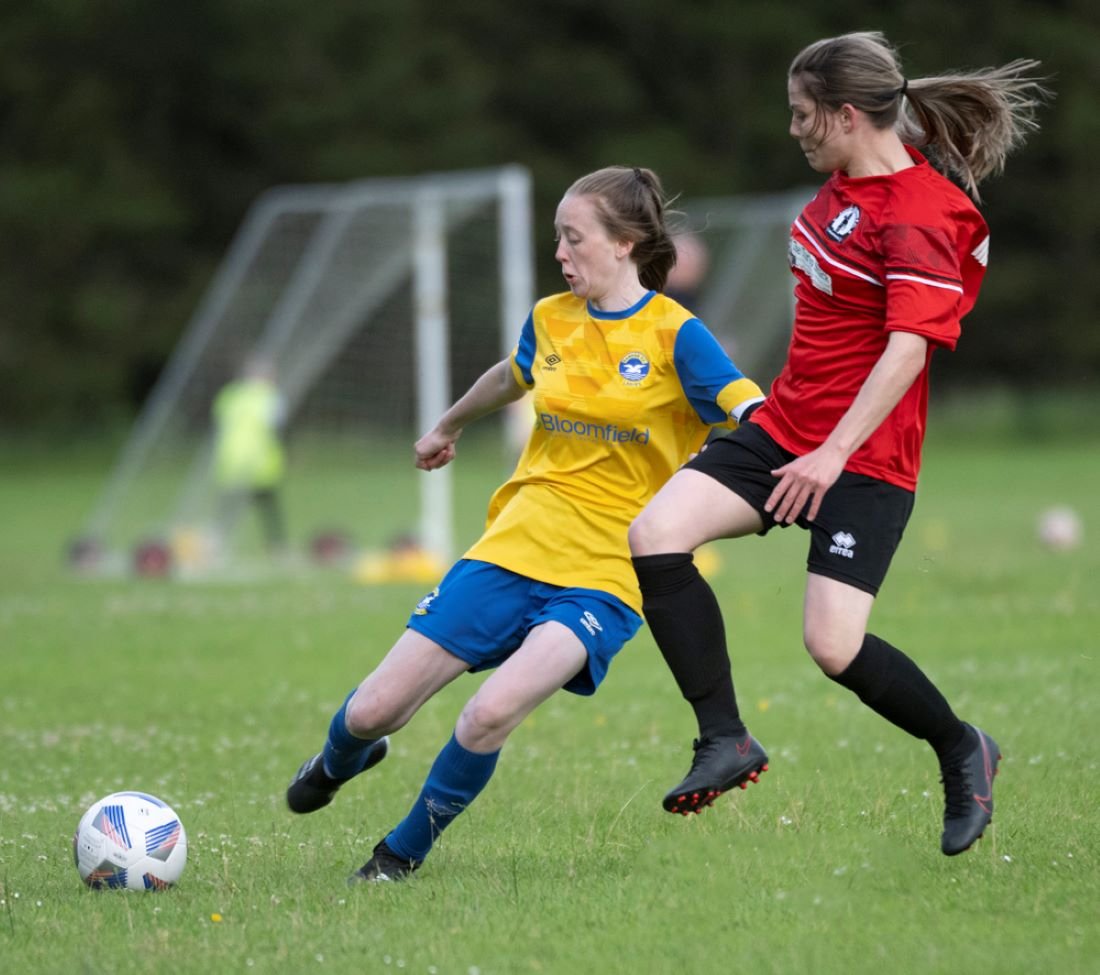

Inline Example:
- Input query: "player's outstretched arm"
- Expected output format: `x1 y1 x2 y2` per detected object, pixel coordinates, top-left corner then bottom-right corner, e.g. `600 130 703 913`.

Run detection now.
415 358 525 471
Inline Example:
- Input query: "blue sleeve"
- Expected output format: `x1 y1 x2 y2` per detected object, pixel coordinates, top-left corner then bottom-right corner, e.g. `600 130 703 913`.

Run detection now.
514 312 536 386
673 318 746 424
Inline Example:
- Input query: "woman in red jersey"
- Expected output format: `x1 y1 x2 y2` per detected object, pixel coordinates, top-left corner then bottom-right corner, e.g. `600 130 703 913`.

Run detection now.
629 31 1049 855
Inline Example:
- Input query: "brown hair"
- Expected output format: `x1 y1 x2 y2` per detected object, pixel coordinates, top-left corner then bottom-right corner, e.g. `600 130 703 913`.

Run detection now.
565 166 679 291
789 31 1051 199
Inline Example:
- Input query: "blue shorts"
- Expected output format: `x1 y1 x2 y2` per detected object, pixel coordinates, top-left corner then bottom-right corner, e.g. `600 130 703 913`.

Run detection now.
406 559 643 696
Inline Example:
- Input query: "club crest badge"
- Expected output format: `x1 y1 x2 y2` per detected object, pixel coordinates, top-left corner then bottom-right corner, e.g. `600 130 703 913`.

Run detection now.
826 205 861 242
618 352 650 385
413 586 440 616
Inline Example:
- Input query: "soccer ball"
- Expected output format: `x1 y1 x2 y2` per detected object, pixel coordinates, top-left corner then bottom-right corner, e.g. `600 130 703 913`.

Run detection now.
1036 506 1083 551
73 791 188 891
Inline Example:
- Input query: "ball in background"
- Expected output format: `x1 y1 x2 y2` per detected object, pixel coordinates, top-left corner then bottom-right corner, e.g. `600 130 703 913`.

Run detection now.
73 791 187 891
1036 506 1084 551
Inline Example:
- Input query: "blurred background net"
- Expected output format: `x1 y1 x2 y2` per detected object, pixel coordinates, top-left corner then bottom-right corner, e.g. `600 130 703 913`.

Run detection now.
74 167 533 577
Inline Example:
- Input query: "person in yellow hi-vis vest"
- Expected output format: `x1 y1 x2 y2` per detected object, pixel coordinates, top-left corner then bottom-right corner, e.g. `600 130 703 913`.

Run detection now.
212 356 287 553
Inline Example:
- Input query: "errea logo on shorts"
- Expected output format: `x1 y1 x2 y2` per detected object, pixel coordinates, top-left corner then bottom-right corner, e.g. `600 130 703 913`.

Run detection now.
579 611 603 636
829 531 856 559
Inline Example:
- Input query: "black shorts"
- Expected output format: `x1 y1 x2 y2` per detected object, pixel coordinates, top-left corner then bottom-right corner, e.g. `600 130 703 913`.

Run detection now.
686 422 915 595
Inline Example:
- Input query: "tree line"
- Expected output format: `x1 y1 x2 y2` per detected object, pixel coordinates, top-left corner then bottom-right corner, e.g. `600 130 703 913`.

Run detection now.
1 0 1095 431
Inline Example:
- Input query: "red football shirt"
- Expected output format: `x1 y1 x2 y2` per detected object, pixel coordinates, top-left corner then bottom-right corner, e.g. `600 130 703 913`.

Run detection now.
754 147 989 491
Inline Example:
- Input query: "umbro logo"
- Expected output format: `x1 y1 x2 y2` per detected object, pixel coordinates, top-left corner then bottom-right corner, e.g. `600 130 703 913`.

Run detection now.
544 354 561 370
579 611 603 637
829 531 856 559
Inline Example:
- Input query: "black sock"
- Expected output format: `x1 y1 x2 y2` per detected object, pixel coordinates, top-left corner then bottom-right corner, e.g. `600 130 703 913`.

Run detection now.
632 553 745 739
829 633 968 759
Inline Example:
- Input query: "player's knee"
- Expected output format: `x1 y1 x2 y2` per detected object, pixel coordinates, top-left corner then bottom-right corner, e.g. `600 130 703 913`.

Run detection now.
457 695 518 750
803 629 860 677
628 509 671 557
345 688 407 738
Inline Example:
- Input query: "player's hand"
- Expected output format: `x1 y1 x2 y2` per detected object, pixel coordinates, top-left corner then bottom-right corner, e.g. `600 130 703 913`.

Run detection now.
684 442 708 464
765 444 846 523
414 428 459 471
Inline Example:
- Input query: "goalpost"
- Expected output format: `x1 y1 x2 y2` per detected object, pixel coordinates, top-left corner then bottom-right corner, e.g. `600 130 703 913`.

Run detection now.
75 166 534 576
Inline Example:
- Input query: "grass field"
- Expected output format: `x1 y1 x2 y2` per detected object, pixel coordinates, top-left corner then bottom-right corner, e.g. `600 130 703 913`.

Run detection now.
1 421 1098 975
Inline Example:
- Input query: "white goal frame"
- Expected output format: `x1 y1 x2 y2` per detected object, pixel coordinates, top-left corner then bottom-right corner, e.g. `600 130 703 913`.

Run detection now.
79 166 534 570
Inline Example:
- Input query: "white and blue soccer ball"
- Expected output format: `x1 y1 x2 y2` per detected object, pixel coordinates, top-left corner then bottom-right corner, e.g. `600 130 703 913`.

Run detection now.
73 791 187 891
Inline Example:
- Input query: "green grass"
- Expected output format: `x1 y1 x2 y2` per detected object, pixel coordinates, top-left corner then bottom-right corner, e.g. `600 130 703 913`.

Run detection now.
1 425 1097 974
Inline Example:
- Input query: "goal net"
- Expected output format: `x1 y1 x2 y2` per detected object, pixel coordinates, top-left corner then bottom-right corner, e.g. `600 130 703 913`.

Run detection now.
74 166 534 578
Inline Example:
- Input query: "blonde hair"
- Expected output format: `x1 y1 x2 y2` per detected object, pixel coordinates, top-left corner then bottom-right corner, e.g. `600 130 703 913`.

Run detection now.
790 31 1051 199
565 166 679 292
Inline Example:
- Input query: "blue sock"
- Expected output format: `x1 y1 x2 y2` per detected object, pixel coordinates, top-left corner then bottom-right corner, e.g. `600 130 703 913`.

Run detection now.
386 733 500 863
321 691 379 780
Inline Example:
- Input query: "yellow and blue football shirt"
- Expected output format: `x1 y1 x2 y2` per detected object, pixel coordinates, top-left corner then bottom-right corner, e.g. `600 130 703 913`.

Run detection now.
464 290 762 613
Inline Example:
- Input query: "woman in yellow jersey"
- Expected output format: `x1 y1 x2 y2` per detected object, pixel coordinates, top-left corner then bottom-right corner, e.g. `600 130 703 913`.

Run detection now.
286 166 764 882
